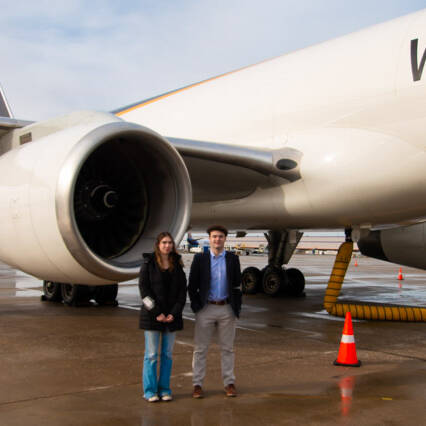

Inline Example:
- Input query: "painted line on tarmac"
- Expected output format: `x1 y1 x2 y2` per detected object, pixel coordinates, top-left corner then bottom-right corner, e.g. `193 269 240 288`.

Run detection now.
120 305 261 333
171 371 193 378
118 304 139 311
285 327 323 339
297 310 364 322
175 340 194 347
0 382 140 407
182 314 195 321
237 325 263 332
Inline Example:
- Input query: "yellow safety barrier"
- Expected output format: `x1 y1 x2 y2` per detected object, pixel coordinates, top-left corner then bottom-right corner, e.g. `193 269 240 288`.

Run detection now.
324 242 426 321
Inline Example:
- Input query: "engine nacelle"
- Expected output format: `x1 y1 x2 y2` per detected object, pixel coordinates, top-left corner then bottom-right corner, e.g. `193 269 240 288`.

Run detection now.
357 222 426 270
0 111 192 284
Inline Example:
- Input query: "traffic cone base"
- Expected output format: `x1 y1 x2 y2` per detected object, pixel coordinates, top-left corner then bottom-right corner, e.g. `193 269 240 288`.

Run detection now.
334 359 361 367
334 312 361 367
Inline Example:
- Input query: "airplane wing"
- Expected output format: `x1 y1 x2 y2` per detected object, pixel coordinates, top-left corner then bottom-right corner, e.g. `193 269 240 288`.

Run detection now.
0 117 33 138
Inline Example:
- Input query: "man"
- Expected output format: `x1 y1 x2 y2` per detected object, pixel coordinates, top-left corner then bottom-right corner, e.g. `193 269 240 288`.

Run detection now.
188 225 242 398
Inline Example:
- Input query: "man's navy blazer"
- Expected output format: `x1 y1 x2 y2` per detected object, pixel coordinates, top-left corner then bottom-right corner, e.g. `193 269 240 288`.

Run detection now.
188 250 242 318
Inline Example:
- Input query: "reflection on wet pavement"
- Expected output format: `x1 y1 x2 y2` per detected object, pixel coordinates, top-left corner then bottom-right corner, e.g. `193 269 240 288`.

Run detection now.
339 376 355 416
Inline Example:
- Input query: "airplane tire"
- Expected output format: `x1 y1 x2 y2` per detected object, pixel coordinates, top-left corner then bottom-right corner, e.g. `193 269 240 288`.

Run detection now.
285 268 305 297
42 281 63 302
262 266 284 296
61 283 91 306
241 267 261 294
94 284 119 306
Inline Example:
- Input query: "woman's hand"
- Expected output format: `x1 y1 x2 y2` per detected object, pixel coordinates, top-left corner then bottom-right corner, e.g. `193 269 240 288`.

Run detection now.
165 314 174 323
156 313 166 322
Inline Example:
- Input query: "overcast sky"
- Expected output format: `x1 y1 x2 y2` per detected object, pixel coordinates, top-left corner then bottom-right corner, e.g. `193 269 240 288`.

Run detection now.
1 1 425 121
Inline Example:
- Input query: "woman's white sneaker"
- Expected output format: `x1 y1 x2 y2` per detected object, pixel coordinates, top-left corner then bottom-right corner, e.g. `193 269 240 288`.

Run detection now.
146 395 159 402
161 395 173 401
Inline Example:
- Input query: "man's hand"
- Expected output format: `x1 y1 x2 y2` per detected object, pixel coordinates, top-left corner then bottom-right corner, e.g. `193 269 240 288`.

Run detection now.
156 313 166 322
165 314 174 323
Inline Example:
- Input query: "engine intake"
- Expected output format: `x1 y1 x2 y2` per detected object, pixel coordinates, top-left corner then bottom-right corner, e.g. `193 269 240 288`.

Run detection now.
57 120 192 281
0 112 192 284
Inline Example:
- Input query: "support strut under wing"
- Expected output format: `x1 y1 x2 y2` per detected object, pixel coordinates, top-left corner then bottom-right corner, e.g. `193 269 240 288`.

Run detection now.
169 137 302 182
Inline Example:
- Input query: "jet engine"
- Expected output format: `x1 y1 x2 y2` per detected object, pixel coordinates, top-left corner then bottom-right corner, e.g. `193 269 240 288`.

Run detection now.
357 222 426 270
0 111 192 284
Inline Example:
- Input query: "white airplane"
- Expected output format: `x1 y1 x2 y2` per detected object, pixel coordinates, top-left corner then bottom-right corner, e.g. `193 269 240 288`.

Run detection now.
1 9 426 307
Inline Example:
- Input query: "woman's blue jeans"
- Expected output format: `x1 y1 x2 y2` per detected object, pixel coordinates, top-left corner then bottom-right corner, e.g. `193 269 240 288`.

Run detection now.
143 330 176 398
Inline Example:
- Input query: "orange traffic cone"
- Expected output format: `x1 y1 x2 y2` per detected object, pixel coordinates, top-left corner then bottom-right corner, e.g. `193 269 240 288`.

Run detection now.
354 259 358 267
334 312 361 367
398 268 404 280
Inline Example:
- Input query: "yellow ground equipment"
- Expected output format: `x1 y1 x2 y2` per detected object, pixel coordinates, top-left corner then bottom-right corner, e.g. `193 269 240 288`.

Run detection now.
324 242 426 321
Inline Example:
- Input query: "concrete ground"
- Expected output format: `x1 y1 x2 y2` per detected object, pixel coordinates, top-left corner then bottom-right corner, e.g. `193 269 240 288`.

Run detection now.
0 254 425 425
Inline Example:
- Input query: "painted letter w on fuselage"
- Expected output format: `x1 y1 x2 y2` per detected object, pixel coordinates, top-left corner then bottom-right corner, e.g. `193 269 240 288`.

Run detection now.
411 39 426 81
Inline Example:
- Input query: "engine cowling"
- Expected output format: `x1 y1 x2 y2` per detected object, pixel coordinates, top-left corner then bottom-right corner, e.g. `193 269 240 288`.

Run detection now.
357 222 426 270
0 111 192 284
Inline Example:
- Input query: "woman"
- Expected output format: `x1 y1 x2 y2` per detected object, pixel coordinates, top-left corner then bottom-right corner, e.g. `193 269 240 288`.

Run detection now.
139 232 187 402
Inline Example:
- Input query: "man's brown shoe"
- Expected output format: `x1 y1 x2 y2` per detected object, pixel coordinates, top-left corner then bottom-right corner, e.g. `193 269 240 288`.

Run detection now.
192 385 204 399
224 384 237 397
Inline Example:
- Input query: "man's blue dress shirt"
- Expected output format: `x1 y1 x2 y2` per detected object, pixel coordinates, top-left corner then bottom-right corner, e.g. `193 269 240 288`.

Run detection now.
208 250 228 301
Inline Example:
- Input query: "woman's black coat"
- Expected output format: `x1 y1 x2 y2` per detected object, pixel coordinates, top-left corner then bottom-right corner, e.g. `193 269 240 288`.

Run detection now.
138 252 187 332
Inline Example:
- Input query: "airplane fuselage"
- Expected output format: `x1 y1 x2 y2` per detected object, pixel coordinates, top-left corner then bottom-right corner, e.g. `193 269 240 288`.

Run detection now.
118 10 426 231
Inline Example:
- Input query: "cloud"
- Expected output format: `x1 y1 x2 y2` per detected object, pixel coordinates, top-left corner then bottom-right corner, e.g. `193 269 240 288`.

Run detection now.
1 0 425 120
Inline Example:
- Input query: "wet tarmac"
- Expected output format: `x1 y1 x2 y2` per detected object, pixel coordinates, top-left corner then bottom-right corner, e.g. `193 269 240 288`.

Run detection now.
0 254 425 425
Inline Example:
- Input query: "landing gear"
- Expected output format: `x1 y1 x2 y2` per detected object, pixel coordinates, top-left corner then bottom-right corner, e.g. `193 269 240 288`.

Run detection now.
42 281 63 302
241 230 306 297
41 283 119 306
285 268 305 297
61 283 91 306
262 266 285 296
241 267 261 294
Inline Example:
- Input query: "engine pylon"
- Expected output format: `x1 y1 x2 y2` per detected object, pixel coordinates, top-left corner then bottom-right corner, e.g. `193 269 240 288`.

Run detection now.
334 312 361 367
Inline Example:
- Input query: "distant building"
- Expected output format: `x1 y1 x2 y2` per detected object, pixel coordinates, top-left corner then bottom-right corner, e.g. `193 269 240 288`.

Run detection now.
181 233 358 253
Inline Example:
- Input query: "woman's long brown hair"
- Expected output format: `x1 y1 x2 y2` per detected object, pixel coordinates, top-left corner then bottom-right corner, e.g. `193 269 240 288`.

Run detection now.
154 232 181 271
